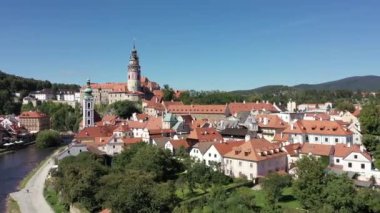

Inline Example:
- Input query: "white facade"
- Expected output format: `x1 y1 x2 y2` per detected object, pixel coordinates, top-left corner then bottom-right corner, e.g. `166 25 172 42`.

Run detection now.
224 156 287 181
83 98 94 128
288 133 353 145
98 138 124 156
190 147 205 162
57 144 88 160
332 152 372 174
203 145 223 167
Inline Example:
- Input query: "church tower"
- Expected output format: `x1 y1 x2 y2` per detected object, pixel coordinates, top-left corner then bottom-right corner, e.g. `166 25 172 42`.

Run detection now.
127 45 141 92
83 79 94 128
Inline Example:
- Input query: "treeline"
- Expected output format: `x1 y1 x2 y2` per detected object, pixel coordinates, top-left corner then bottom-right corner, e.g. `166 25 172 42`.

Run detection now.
48 143 235 212
0 71 80 115
22 101 81 132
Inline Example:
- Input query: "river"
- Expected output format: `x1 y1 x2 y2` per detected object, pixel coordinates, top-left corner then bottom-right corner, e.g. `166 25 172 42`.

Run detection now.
0 145 54 213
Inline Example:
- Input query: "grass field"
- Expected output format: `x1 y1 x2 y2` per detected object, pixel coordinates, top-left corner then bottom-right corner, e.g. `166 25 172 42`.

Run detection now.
251 186 302 210
44 186 69 213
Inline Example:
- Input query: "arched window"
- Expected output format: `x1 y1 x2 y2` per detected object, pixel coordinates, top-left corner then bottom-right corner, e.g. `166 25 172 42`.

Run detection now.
87 102 91 108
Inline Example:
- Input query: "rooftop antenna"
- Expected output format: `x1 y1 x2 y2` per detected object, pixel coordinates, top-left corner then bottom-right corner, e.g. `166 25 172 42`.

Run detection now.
133 38 136 50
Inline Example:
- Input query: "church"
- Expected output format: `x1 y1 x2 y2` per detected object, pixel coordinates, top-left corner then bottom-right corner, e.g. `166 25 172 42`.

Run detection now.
80 45 160 105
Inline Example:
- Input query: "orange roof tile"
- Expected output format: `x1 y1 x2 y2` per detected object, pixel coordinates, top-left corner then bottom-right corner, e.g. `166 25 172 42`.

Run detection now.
284 120 353 136
19 111 48 118
273 133 289 142
228 102 279 114
223 139 287 161
169 139 191 149
213 141 245 155
334 144 371 161
300 143 334 156
188 127 223 142
167 104 227 115
256 114 288 129
76 125 117 139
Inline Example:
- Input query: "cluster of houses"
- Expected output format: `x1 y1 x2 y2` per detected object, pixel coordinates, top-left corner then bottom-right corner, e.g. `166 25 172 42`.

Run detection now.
58 92 380 187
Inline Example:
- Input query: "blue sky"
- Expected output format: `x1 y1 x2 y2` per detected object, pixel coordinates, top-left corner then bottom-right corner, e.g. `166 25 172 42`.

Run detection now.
0 0 379 91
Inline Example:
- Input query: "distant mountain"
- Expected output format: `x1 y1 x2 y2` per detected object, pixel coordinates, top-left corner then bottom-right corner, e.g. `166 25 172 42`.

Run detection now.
293 75 380 91
231 75 380 94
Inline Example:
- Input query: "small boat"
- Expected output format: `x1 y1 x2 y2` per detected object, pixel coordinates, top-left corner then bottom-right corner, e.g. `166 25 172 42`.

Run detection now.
15 140 24 144
3 143 15 146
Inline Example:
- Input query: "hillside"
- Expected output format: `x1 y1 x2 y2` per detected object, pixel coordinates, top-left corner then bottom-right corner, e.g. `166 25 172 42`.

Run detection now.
293 75 380 91
231 75 380 94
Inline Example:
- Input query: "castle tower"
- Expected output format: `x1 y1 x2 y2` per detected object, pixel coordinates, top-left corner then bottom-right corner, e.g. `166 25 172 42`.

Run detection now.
83 79 94 128
127 45 141 92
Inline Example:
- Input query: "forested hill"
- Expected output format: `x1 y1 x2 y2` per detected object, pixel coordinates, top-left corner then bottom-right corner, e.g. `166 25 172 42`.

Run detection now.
0 70 80 93
232 75 380 94
0 70 80 114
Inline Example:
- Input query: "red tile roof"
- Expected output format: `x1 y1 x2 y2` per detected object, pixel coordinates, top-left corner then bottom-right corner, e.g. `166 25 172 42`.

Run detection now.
19 111 48 118
113 123 131 132
167 104 228 115
188 127 223 142
76 125 117 139
223 139 287 161
284 120 353 136
300 143 334 156
228 102 279 114
169 139 190 149
256 114 288 129
273 133 289 142
284 143 301 156
334 144 371 161
213 141 245 155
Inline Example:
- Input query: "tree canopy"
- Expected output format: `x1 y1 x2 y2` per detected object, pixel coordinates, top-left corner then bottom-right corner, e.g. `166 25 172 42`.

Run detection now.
35 130 62 148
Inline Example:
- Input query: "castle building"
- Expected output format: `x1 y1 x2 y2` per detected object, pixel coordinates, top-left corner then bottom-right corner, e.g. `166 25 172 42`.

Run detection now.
83 79 94 128
80 45 157 105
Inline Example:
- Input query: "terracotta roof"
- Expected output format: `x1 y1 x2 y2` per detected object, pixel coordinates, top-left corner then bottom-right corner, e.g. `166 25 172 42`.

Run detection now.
304 113 331 121
76 125 117 139
145 116 163 130
127 121 147 129
283 120 353 136
167 104 228 115
284 143 301 156
102 114 118 125
149 129 175 135
213 141 245 155
113 123 130 132
19 111 48 118
334 144 371 161
300 143 333 156
191 119 209 129
94 136 112 146
121 137 142 145
273 133 289 142
144 100 165 111
256 114 288 129
136 113 149 121
169 139 191 149
228 102 279 114
85 82 128 92
223 139 287 161
188 127 223 142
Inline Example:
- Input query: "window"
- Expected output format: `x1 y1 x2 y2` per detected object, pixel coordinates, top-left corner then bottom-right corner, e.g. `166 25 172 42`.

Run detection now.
209 153 211 157
348 162 352 168
88 102 91 108
250 163 253 168
113 145 115 149
336 159 340 163
315 137 318 141
214 154 217 158
239 161 242 166
79 149 82 153
354 155 358 159
325 138 328 143
361 164 365 169
335 138 339 143
87 111 90 117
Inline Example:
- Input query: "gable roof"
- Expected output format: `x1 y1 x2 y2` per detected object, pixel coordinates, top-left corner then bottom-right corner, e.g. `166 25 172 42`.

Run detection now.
76 125 117 139
228 102 279 114
213 141 245 155
167 104 228 115
284 120 352 136
19 111 48 118
192 141 217 154
334 144 371 161
168 139 191 149
300 143 334 156
256 114 288 129
224 139 286 161
188 127 223 142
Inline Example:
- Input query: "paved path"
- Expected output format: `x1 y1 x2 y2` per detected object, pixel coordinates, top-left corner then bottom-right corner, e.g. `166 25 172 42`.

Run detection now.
10 157 55 213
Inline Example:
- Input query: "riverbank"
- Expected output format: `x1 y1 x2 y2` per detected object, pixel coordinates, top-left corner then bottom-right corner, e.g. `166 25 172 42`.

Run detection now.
6 196 20 213
9 148 62 213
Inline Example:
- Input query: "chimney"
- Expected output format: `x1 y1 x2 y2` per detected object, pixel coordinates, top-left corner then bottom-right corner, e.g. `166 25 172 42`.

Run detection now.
263 117 268 125
243 100 246 104
280 132 283 139
245 134 251 142
290 123 294 130
347 143 351 147
360 145 365 152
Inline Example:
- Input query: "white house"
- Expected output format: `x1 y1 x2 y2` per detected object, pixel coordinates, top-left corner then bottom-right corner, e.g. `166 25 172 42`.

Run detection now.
189 141 216 163
223 139 287 182
331 144 372 175
203 141 244 169
283 120 353 145
57 143 89 160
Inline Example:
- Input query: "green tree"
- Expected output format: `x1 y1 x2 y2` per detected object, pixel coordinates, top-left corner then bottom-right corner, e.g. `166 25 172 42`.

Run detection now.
262 173 291 210
335 100 355 112
293 156 325 209
163 84 175 101
107 100 141 119
360 102 380 135
35 130 62 148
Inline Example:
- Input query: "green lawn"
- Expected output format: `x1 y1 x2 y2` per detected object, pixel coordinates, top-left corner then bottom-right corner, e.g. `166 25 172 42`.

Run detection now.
44 186 69 213
251 186 302 210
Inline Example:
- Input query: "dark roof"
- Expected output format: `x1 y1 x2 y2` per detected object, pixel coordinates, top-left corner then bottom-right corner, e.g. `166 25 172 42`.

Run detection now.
153 137 171 148
220 128 248 137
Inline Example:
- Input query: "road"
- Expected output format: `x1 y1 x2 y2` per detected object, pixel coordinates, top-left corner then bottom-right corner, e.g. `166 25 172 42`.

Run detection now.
10 157 54 213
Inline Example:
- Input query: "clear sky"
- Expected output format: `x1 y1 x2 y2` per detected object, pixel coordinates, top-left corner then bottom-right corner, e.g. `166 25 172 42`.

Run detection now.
0 0 379 91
